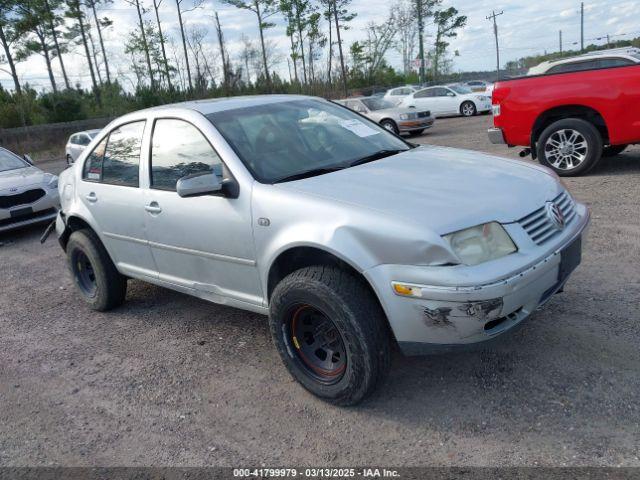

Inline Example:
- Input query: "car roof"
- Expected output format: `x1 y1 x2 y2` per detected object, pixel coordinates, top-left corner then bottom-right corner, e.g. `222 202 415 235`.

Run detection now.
529 47 640 74
137 94 315 116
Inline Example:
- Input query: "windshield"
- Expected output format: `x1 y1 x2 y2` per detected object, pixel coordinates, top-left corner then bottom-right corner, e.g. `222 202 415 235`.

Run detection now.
88 131 99 139
449 85 472 94
361 98 396 111
207 99 409 183
0 149 27 172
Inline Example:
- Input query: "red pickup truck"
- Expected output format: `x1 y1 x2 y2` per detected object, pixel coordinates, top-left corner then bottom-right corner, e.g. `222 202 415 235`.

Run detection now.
488 64 640 175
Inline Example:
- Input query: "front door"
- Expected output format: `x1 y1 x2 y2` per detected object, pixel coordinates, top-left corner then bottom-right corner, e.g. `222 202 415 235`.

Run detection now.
77 121 157 279
142 118 262 307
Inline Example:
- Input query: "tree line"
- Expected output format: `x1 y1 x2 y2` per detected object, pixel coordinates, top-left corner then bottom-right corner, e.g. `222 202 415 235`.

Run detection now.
0 0 468 128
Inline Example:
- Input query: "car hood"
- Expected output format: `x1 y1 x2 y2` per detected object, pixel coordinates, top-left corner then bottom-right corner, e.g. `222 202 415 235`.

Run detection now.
0 166 48 193
277 146 561 235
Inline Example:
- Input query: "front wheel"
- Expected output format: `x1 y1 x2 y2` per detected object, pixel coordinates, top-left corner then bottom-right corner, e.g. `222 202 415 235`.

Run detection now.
380 119 399 134
537 118 603 176
460 101 477 117
269 266 390 406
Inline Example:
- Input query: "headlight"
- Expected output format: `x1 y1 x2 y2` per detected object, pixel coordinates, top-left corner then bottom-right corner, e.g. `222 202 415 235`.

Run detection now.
44 173 58 189
443 222 516 266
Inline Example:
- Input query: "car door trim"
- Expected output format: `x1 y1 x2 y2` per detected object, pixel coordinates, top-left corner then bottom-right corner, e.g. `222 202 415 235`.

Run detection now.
148 240 256 266
103 231 256 266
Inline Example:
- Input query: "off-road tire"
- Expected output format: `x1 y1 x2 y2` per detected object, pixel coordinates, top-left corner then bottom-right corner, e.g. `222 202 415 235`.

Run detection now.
537 118 603 177
602 144 627 157
380 119 399 134
66 229 127 311
269 266 391 406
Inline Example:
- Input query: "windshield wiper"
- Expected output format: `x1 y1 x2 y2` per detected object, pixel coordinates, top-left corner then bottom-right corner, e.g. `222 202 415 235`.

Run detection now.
273 166 345 183
348 149 408 167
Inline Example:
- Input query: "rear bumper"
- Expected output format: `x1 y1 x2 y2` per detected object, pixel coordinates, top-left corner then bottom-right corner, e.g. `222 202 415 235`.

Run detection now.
488 127 506 144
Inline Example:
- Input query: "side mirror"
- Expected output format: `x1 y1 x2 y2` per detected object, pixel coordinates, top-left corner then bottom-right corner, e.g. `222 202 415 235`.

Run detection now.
176 172 222 198
447 92 456 97
23 154 34 165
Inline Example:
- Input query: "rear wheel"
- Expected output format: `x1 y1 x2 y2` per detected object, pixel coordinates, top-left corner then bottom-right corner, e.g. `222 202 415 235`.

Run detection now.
536 118 603 176
461 101 477 117
66 229 127 311
380 119 399 134
269 266 391 406
602 144 627 157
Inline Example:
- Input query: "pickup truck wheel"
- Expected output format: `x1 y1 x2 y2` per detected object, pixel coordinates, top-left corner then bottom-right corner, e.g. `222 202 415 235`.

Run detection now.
269 266 390 406
602 144 627 157
537 118 603 176
66 229 127 311
380 119 399 134
461 101 477 117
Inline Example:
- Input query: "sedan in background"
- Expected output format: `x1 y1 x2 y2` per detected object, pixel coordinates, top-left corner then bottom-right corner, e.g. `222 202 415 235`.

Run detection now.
464 80 494 94
65 129 101 165
383 86 420 106
0 147 59 233
336 97 434 136
400 84 492 117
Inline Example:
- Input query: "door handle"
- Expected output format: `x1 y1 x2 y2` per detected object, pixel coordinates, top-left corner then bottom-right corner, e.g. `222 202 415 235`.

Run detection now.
145 202 162 214
85 192 97 203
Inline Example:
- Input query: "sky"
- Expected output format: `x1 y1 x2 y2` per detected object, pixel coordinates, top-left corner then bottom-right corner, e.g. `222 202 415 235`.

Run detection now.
1 0 638 91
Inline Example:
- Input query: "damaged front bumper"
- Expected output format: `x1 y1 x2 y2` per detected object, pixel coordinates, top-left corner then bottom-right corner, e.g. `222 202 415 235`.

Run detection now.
365 206 590 355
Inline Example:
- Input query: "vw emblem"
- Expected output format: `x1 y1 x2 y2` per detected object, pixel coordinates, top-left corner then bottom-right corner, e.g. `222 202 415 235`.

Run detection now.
545 201 565 230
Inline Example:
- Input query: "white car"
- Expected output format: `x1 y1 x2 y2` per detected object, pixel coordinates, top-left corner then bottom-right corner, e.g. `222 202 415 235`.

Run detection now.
0 147 59 233
383 86 419 106
65 129 102 165
527 47 640 76
465 80 494 94
401 85 492 117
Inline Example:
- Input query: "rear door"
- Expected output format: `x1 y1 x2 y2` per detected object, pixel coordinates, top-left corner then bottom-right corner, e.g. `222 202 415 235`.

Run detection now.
77 120 157 279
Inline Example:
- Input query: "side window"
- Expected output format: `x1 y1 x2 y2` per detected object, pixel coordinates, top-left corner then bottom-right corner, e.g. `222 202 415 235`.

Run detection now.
70 135 79 145
83 137 107 182
101 121 145 187
414 89 431 98
598 58 633 68
79 134 91 146
151 119 223 191
390 89 402 96
435 88 451 97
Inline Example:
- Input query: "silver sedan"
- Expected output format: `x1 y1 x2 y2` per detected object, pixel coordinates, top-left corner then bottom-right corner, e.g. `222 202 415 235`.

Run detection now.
336 96 434 135
0 147 59 233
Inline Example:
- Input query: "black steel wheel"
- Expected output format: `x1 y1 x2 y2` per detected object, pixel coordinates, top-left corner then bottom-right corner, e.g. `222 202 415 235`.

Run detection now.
71 249 97 297
66 229 127 311
269 266 391 406
286 304 347 385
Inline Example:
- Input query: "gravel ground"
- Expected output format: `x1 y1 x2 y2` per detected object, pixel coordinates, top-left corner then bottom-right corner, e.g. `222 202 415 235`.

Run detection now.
1 115 639 467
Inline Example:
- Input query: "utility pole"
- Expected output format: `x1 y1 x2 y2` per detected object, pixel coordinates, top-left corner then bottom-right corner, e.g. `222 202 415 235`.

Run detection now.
580 2 584 52
486 10 503 82
606 34 610 48
559 30 563 55
417 0 425 84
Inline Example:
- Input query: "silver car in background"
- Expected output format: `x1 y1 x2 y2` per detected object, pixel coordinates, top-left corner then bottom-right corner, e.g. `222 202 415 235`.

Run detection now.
65 129 101 165
0 147 59 233
53 95 589 405
336 97 434 135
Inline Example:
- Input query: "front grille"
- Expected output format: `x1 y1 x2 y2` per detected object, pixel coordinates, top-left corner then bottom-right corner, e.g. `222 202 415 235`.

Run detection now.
0 188 46 209
518 191 576 245
0 207 56 228
417 111 431 118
